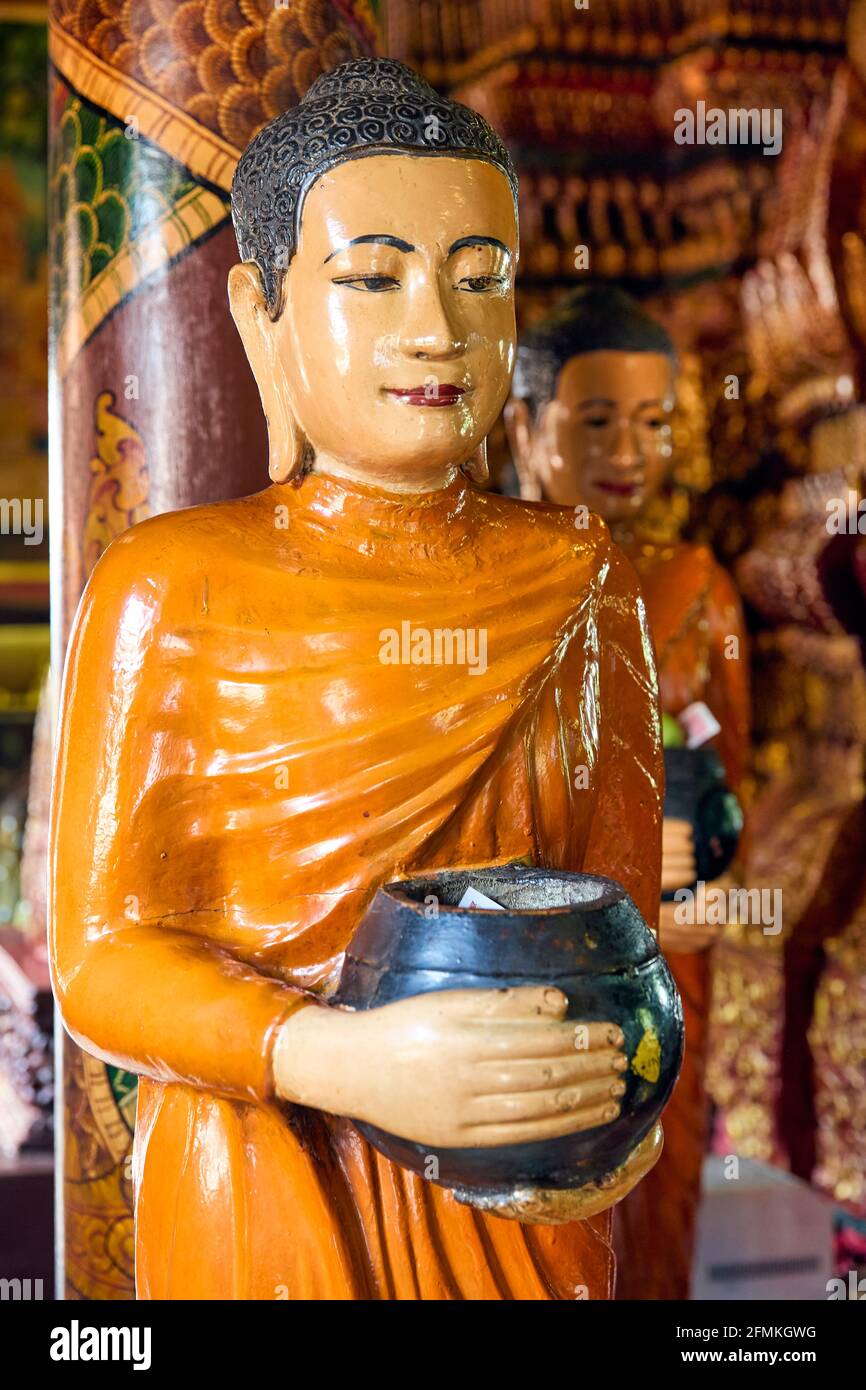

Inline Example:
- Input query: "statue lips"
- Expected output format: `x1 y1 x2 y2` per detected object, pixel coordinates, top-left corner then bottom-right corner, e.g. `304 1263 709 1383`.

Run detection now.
594 478 642 498
386 385 467 407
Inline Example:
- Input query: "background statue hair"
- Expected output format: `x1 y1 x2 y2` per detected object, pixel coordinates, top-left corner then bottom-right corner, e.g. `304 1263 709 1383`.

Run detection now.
231 57 518 318
513 284 678 417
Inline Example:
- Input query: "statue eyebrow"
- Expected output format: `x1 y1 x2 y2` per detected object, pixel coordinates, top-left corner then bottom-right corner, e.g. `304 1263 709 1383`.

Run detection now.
324 234 415 263
578 397 670 412
448 235 511 258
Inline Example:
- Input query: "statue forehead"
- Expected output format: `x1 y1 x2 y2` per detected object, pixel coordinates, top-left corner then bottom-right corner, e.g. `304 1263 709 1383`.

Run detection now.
296 153 518 250
556 350 676 402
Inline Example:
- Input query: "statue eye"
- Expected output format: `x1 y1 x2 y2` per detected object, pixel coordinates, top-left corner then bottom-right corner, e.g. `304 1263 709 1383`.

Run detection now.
457 274 506 294
332 274 400 293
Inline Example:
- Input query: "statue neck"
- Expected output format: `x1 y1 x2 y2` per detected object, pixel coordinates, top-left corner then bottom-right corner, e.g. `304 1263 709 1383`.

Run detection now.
270 466 471 538
312 451 461 497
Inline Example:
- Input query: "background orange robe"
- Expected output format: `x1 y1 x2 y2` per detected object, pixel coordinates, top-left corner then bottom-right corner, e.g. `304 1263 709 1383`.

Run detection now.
613 540 750 1300
50 473 663 1300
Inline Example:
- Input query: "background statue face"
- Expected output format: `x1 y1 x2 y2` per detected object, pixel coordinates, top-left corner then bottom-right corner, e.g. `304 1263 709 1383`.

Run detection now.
512 349 675 521
231 153 518 490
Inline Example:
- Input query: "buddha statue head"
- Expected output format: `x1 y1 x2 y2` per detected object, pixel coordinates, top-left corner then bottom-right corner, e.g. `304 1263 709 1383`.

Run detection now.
229 58 519 493
506 285 677 522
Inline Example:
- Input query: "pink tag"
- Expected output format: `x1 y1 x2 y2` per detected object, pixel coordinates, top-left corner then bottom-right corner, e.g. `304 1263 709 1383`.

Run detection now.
458 887 506 911
679 701 721 750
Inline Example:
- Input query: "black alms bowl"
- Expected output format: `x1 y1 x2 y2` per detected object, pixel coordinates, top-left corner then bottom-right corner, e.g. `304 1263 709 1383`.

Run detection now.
663 746 743 899
333 866 684 1194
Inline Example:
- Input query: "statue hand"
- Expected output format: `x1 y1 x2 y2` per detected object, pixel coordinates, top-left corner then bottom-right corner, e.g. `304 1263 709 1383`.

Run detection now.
659 868 740 954
273 987 628 1148
659 899 724 953
660 815 696 894
660 816 719 952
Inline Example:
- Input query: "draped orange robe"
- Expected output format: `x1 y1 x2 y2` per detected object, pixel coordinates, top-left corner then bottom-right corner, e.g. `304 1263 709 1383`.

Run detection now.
613 540 749 1300
50 472 663 1300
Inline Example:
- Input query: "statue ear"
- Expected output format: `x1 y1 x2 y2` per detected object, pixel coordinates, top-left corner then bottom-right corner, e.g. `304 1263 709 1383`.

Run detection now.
460 439 489 486
268 415 309 485
228 261 308 483
504 398 541 500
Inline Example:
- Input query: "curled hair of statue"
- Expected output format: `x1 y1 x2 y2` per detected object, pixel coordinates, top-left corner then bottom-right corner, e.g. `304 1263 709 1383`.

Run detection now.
513 284 678 418
231 57 519 319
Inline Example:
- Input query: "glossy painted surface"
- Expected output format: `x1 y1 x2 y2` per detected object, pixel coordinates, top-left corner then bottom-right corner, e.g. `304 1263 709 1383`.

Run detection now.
662 747 743 891
50 468 664 1297
49 147 665 1299
616 537 749 1299
229 155 517 491
507 349 675 516
624 539 750 791
336 868 683 1192
508 340 750 1298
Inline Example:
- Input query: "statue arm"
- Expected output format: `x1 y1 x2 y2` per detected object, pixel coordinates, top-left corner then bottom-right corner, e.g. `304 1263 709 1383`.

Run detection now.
706 558 751 793
48 527 307 1105
660 556 750 950
582 545 665 929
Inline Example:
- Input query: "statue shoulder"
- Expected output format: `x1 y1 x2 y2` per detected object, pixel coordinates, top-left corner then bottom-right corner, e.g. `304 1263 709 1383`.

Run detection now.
629 538 723 590
78 496 264 632
672 541 740 606
477 491 613 560
676 540 719 577
86 497 257 592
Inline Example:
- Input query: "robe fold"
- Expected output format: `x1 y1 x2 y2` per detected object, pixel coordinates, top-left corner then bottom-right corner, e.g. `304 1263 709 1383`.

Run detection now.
612 541 750 1301
50 471 662 1300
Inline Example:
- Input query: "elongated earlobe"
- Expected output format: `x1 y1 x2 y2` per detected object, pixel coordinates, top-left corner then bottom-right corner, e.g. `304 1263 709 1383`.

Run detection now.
504 399 541 500
269 415 310 483
461 439 489 486
229 260 310 484
514 457 541 501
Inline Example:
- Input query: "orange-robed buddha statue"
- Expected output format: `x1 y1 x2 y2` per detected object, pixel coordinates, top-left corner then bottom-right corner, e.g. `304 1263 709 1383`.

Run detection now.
508 285 750 1300
49 61 664 1301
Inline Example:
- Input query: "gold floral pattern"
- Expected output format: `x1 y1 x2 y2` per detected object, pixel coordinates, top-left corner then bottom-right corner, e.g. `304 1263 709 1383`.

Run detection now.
52 0 374 151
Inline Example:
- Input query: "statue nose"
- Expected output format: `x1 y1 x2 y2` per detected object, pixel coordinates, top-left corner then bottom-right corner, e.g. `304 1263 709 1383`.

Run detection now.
414 339 465 360
402 279 468 359
611 420 641 464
